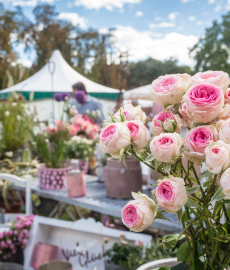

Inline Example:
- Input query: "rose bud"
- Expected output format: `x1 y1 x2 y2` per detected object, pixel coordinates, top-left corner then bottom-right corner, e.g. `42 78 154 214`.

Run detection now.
220 168 230 198
114 103 146 123
217 119 230 144
204 141 230 174
179 103 193 129
184 83 230 123
121 192 157 232
183 125 218 164
155 176 188 214
150 133 183 163
191 70 230 94
126 121 150 150
150 74 191 106
100 123 131 159
150 111 181 136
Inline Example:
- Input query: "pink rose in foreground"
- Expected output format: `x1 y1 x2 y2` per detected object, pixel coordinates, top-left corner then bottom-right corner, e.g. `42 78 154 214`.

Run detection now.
150 133 183 163
150 111 181 136
155 176 188 214
100 123 131 159
220 168 230 198
179 103 193 129
191 70 230 94
121 192 157 232
184 83 230 123
217 119 230 144
184 125 218 163
114 103 146 123
126 121 150 150
204 141 230 174
150 74 191 106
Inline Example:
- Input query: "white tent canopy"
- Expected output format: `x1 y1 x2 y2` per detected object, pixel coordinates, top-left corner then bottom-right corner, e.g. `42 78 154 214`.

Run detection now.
124 84 151 100
0 50 120 100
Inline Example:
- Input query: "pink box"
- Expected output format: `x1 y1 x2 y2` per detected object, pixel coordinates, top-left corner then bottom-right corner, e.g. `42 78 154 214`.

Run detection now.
31 242 59 269
65 172 86 198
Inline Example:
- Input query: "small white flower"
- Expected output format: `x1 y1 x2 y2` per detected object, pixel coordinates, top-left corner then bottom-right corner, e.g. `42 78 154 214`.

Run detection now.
68 104 71 108
12 102 17 106
96 110 101 116
72 105 76 109
17 115 21 121
65 96 69 101
92 110 96 117
5 111 10 116
86 109 90 114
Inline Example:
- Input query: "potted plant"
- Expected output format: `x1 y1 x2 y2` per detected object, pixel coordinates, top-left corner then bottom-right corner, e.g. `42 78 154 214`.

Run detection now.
100 71 230 269
29 121 71 190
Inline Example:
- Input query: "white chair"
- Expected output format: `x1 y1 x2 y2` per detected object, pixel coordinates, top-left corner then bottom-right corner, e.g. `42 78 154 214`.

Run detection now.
0 173 32 215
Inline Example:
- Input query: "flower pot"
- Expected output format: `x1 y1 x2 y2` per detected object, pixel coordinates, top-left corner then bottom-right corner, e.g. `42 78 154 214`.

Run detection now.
78 159 89 174
105 157 142 199
0 248 24 265
37 164 71 190
104 261 127 270
136 258 179 270
39 261 72 270
0 201 22 214
65 172 86 197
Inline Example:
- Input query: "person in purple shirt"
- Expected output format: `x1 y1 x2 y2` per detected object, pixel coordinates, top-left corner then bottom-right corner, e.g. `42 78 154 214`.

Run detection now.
71 82 105 126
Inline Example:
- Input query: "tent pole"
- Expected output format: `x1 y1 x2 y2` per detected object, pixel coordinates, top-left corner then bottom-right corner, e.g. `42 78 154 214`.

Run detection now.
48 60 56 126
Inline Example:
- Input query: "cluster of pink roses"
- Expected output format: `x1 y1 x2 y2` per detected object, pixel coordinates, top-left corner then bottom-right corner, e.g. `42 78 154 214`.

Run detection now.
100 70 230 233
0 215 34 259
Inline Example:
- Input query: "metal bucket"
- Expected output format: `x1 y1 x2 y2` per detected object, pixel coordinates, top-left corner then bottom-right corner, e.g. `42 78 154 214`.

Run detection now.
39 261 72 270
0 208 5 224
0 263 24 270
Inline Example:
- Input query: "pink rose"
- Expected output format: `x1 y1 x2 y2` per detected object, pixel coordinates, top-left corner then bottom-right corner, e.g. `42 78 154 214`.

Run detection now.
225 88 230 105
150 111 181 136
135 240 144 247
184 125 218 163
217 119 230 144
69 126 78 136
191 70 230 94
179 103 193 129
155 176 188 214
220 168 230 198
70 108 78 115
126 121 150 150
121 192 157 232
204 141 230 174
150 74 191 106
55 120 62 126
150 133 183 163
114 103 146 122
184 83 230 123
100 123 131 159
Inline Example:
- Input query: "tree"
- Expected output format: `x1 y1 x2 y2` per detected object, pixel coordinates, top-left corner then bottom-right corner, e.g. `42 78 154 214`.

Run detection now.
190 12 230 73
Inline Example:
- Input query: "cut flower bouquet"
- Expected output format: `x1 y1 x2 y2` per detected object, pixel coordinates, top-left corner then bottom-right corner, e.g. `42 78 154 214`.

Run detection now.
100 71 230 270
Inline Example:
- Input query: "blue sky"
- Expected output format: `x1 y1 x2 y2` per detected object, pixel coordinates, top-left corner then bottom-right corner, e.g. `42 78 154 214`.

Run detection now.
1 0 229 67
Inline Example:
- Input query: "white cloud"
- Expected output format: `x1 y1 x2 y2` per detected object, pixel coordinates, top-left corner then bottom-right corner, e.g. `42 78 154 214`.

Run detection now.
188 16 195 21
215 4 221 12
57 12 87 28
7 0 56 6
136 11 143 16
154 16 162 21
208 0 215 3
196 21 203 25
168 12 179 21
17 59 33 68
112 25 198 66
149 22 175 28
181 0 194 2
74 0 141 10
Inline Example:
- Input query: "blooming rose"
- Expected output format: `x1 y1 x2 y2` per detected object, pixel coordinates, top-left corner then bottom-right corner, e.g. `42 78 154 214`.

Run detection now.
150 133 183 163
184 83 230 123
150 74 191 106
114 103 146 123
204 141 230 174
191 70 230 94
100 123 131 159
220 168 230 198
150 111 181 136
155 176 188 214
179 103 193 129
126 121 150 150
121 192 157 232
217 119 230 144
225 88 230 105
183 125 218 163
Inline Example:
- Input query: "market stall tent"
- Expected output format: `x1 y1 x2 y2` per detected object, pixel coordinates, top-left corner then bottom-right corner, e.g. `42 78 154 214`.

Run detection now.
124 84 151 100
0 50 120 101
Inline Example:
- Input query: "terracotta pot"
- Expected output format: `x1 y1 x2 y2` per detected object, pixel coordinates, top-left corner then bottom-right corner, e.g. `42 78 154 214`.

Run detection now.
0 201 23 214
136 258 179 270
78 159 89 174
39 261 72 270
105 157 142 199
37 164 71 190
65 172 86 198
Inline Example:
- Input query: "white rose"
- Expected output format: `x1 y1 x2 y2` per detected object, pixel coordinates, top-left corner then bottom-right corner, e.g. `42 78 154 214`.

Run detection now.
217 119 230 144
114 103 146 123
220 168 230 198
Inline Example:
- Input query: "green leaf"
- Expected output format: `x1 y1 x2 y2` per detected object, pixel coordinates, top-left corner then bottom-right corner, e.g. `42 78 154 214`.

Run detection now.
145 154 155 162
211 188 226 202
161 235 177 249
157 267 170 270
163 162 171 174
155 211 170 221
185 197 198 208
186 185 200 195
177 241 190 262
201 170 213 178
171 263 190 270
191 258 205 270
154 159 161 171
176 208 183 223
203 180 212 188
